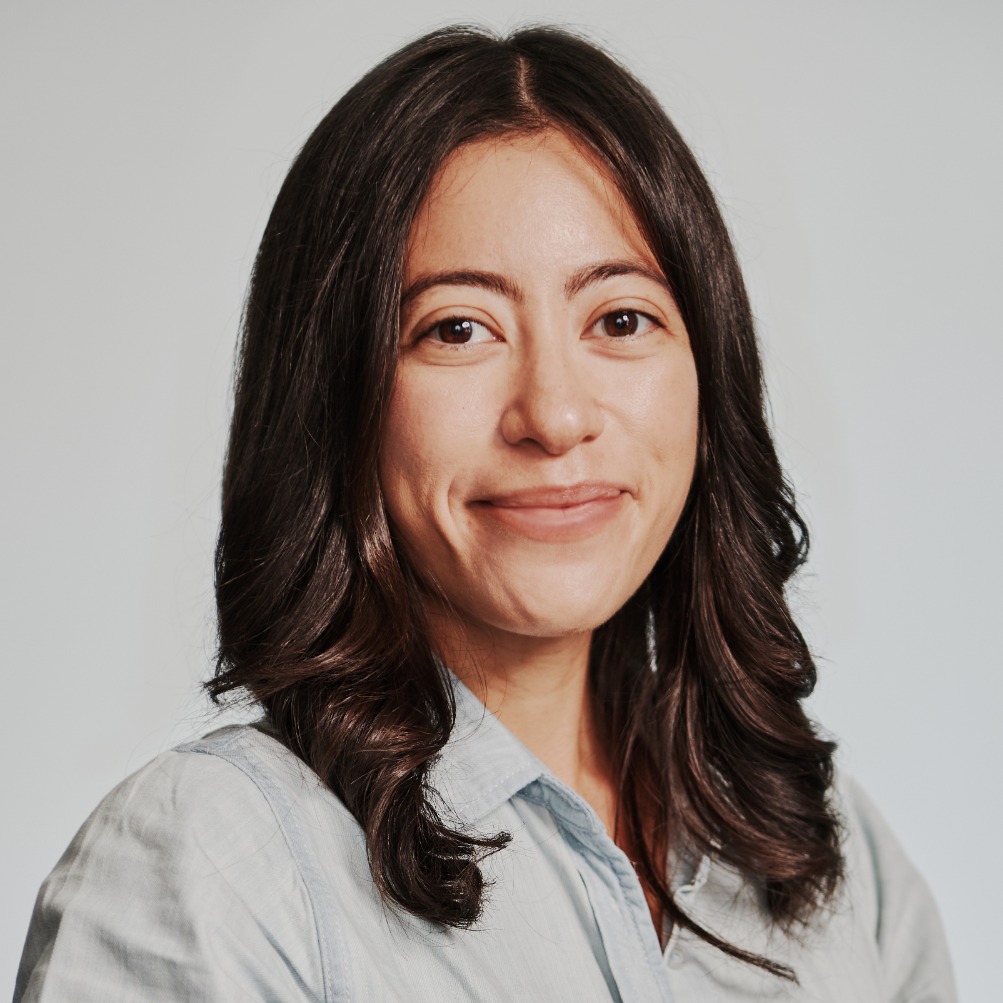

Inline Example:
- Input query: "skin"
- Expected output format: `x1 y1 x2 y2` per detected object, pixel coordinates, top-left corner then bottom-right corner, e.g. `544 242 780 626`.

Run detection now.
379 129 699 932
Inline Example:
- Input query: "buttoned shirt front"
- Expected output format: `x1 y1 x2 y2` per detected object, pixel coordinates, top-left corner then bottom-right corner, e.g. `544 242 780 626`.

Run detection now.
15 677 957 1002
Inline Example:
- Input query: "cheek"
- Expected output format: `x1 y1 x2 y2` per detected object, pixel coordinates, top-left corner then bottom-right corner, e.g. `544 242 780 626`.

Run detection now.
615 353 699 481
379 373 435 528
613 354 699 570
378 365 497 537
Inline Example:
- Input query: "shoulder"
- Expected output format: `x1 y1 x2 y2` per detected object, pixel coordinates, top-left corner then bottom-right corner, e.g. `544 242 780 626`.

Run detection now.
69 722 337 876
830 770 958 1002
831 769 934 922
15 723 347 1003
675 771 957 1002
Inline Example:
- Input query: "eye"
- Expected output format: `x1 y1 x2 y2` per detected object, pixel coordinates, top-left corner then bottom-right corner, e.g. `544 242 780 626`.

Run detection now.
425 318 495 345
594 309 658 339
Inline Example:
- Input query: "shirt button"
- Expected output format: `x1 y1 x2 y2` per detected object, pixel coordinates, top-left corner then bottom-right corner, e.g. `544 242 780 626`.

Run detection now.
667 948 686 970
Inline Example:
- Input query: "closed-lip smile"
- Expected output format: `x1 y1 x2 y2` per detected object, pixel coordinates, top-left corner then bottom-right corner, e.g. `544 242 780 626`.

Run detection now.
470 481 630 540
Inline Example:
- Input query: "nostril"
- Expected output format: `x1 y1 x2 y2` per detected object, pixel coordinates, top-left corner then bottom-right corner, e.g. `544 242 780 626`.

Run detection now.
500 382 604 454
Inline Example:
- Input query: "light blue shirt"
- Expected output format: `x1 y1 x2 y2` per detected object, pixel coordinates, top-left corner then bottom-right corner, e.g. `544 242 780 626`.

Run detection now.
15 677 957 1001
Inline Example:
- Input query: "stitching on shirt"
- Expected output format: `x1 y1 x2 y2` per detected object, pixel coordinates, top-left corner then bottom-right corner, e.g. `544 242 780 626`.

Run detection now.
457 762 540 818
559 820 671 1000
187 731 349 1003
518 779 603 838
518 782 673 997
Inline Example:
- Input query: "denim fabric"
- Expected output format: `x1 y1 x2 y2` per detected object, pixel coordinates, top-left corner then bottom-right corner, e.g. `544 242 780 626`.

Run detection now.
15 677 957 1002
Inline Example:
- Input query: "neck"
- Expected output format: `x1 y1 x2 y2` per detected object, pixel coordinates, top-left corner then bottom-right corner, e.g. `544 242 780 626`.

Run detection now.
430 611 616 830
430 608 666 944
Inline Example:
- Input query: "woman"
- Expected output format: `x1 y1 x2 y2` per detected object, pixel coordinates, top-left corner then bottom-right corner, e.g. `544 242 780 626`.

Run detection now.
15 26 956 1003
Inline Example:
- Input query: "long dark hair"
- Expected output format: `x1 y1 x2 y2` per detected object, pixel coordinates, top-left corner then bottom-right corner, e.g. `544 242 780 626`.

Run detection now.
209 25 841 979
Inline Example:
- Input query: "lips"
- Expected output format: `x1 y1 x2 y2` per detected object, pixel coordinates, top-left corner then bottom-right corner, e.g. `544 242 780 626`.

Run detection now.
470 482 630 541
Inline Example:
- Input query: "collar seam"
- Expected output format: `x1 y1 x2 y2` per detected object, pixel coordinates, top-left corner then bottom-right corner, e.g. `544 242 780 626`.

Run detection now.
451 761 541 821
518 780 606 839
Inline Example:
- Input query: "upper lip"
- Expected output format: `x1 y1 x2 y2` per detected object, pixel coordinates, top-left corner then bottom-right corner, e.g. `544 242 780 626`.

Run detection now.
475 482 628 508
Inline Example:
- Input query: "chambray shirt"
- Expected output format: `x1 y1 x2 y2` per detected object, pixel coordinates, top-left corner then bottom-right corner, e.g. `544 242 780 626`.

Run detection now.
15 678 957 1002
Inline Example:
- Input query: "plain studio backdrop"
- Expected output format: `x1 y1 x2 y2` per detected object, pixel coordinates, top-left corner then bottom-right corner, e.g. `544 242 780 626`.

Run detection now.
2 1 999 997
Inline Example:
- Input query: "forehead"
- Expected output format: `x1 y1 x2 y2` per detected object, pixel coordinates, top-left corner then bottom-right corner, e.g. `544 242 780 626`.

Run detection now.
406 129 655 277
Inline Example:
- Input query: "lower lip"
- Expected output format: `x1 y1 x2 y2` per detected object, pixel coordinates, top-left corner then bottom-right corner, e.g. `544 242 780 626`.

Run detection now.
472 493 628 541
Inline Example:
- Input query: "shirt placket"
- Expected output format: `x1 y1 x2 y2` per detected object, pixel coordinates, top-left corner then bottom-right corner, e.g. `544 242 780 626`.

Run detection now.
519 778 677 1003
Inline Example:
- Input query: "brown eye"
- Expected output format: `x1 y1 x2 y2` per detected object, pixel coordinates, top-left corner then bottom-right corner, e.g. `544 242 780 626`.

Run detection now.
437 319 474 343
602 310 639 337
427 318 493 345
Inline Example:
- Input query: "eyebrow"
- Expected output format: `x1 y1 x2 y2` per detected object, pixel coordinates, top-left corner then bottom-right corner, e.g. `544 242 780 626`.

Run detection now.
400 259 669 310
400 270 523 309
564 260 670 297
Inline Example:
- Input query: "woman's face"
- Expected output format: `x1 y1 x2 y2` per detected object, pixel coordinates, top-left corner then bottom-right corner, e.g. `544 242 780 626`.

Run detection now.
380 130 699 639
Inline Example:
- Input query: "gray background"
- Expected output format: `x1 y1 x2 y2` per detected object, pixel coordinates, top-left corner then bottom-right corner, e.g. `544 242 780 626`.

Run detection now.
3 1 1000 997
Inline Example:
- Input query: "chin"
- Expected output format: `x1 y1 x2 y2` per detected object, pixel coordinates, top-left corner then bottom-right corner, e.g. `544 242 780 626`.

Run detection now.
467 565 641 638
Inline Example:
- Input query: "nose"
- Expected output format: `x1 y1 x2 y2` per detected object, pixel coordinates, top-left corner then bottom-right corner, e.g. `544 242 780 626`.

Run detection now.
499 338 605 455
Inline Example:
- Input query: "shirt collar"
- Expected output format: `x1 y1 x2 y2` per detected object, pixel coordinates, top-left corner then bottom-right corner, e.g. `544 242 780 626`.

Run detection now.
430 668 712 895
429 671 547 828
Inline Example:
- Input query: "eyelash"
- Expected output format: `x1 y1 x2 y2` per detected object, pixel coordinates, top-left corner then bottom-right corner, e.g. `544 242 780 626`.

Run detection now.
420 309 662 345
590 310 660 340
422 317 496 345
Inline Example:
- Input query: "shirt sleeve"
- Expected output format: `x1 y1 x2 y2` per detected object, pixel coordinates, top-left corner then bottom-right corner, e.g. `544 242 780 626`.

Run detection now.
13 747 326 1003
838 773 958 1003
